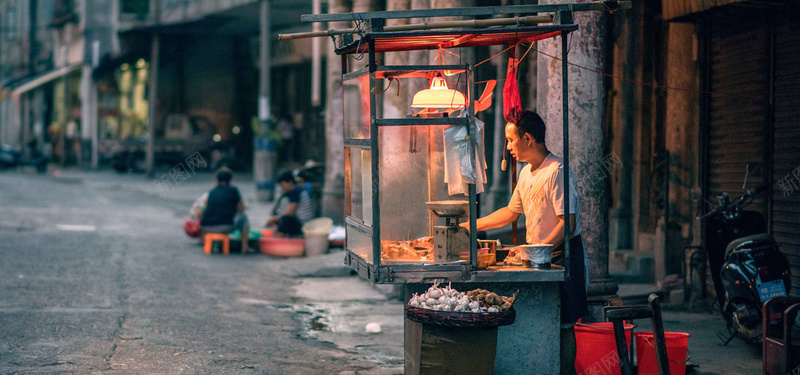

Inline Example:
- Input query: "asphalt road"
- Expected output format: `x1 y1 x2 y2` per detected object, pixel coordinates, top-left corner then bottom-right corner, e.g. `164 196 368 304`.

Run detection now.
0 169 765 375
0 170 403 375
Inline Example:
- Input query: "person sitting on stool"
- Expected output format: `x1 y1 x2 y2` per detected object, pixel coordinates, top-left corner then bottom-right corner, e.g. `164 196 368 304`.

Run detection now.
200 167 252 253
266 171 314 237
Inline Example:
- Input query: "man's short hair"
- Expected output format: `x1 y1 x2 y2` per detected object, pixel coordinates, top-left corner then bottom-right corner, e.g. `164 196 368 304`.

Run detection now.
514 110 546 145
277 170 295 184
216 168 233 184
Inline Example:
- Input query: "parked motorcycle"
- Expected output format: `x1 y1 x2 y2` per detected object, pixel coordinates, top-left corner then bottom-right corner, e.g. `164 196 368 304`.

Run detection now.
702 182 790 344
0 144 47 173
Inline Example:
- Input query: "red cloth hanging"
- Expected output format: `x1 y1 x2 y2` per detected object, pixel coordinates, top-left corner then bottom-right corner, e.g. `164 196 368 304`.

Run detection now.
503 57 522 124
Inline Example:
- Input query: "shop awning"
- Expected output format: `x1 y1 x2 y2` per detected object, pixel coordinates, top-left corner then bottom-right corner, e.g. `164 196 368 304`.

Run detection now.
662 0 778 21
10 64 82 98
335 25 577 55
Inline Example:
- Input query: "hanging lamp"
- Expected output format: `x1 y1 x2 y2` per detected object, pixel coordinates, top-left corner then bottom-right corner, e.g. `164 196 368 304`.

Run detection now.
411 74 466 109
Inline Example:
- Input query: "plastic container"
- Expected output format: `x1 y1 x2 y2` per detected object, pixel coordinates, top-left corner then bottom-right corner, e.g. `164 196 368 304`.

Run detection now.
575 322 633 375
228 229 262 241
303 217 333 234
258 237 305 257
302 218 333 257
635 332 690 375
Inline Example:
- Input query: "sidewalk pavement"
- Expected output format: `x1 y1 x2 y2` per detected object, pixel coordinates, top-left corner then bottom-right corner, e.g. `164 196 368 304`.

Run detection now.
616 289 762 375
49 168 764 375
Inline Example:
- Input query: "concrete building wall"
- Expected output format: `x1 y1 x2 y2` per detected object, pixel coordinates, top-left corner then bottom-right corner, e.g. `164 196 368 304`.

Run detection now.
182 35 236 135
159 0 258 24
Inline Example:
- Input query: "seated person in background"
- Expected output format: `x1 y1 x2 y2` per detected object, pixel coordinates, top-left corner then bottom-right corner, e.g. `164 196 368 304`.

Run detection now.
200 168 252 253
266 171 314 237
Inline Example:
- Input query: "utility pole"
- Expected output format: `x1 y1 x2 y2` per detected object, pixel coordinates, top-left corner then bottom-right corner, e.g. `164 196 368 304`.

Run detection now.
254 0 276 202
146 0 160 176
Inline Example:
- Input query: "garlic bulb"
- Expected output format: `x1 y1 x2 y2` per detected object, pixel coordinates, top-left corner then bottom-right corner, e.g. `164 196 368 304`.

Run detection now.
411 284 514 313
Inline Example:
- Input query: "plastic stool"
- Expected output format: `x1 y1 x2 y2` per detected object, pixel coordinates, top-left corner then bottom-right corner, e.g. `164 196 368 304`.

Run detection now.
204 233 230 255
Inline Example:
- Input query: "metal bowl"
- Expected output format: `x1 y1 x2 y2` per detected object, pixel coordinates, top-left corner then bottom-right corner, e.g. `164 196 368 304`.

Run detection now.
426 200 469 217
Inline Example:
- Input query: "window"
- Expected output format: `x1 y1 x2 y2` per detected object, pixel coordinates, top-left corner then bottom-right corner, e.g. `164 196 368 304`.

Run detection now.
121 0 149 14
6 7 17 40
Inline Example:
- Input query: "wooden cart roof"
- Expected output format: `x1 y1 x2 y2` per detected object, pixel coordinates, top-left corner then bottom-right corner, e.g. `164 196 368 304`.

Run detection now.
335 25 578 55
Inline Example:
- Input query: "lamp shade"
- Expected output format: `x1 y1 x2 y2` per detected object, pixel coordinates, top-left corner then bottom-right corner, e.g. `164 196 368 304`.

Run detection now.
411 75 466 109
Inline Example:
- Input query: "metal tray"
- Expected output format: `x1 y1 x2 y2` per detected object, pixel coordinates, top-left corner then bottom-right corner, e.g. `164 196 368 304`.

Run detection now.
426 200 469 217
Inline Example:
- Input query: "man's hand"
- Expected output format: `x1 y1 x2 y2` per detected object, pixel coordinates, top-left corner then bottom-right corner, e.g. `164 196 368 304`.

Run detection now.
266 216 279 227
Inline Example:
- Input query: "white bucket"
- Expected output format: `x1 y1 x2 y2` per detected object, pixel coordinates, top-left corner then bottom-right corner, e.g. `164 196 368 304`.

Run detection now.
302 218 333 257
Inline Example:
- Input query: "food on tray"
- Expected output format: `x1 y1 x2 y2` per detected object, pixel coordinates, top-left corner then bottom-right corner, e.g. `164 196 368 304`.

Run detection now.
381 236 433 261
408 282 515 313
503 247 524 266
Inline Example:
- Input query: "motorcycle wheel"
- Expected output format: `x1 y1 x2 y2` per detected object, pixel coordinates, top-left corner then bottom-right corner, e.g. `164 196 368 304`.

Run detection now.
727 303 762 344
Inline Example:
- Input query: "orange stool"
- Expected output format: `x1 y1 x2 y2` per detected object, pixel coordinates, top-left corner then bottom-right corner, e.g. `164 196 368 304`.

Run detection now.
204 233 230 255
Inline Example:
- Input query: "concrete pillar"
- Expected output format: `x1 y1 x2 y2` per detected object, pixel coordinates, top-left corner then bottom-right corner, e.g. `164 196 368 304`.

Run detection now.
255 0 277 202
146 33 159 175
536 0 616 319
311 0 322 108
609 7 637 251
81 65 99 169
146 0 161 176
662 22 699 281
321 0 351 223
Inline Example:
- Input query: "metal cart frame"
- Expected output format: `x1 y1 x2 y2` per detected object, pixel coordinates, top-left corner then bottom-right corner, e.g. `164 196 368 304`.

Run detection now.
298 3 612 285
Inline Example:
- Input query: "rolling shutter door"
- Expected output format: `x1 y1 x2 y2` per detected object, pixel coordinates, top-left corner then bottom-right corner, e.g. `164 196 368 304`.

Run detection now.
772 13 800 297
707 14 769 216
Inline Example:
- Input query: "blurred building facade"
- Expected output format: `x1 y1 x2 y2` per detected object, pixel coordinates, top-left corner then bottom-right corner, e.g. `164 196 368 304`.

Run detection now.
606 0 800 302
0 0 321 172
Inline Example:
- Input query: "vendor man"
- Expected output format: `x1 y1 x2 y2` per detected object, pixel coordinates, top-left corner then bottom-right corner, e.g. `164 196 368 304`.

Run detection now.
465 110 587 375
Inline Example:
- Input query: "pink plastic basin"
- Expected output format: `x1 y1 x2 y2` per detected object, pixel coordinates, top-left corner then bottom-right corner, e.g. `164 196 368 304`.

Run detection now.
258 237 305 257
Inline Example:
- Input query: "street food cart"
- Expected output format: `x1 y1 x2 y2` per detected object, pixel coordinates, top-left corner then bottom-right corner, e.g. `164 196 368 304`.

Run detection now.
281 3 620 372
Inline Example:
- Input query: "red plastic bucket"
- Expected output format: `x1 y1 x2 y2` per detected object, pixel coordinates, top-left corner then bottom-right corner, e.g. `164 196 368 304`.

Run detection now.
634 332 690 375
575 322 633 375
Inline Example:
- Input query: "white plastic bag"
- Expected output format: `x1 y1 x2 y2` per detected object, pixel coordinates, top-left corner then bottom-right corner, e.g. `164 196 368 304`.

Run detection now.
443 115 487 196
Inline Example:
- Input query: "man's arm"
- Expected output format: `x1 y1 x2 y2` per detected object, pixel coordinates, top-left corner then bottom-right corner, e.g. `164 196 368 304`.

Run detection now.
461 207 521 232
283 202 298 217
237 200 245 213
266 202 299 227
542 214 576 248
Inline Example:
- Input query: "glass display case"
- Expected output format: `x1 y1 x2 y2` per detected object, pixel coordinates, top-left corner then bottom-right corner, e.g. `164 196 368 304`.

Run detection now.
336 25 576 284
